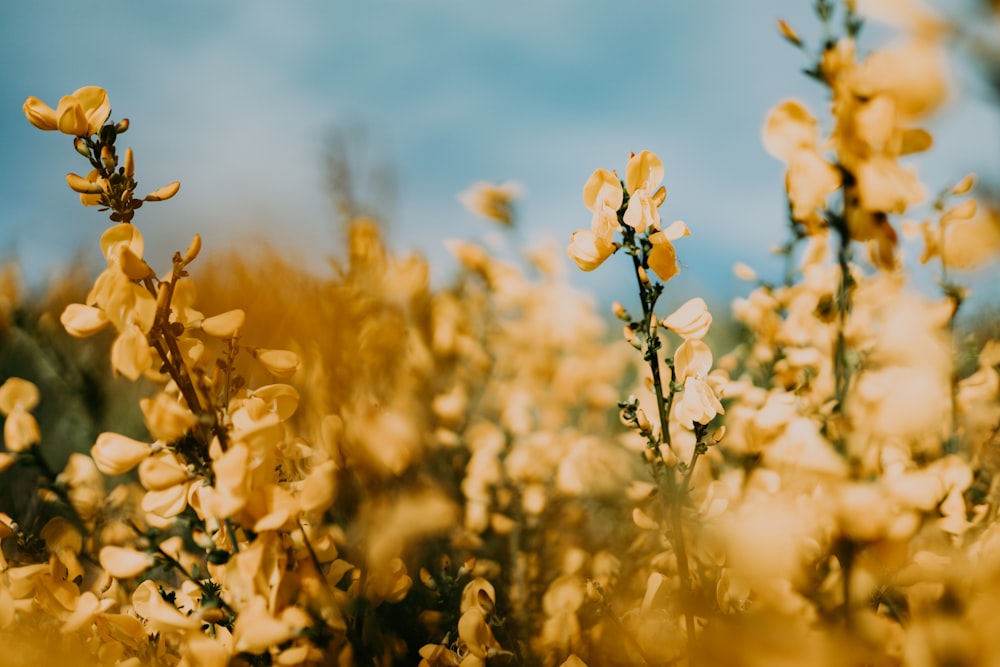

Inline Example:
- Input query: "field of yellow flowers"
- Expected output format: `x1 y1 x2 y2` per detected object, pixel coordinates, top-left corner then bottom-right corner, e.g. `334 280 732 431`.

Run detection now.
2 2 1000 666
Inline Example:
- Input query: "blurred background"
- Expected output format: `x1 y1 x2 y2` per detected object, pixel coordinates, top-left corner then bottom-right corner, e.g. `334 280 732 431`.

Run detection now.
1 0 998 311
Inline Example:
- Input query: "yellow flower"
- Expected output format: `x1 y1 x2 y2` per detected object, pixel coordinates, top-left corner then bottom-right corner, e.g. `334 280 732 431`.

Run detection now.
57 453 105 523
143 181 181 202
673 339 724 428
60 303 110 338
138 451 190 491
419 643 462 667
40 517 85 583
141 481 191 520
111 323 153 381
201 309 246 339
66 170 108 206
582 168 623 240
0 378 41 452
100 222 145 264
62 591 115 633
566 230 617 271
623 150 665 233
0 377 39 414
458 607 502 660
4 407 40 452
254 348 301 379
140 392 198 443
231 596 302 654
661 297 712 340
23 86 111 136
131 580 200 633
647 220 689 282
91 432 153 476
457 181 523 226
763 100 841 228
851 39 947 120
99 545 154 579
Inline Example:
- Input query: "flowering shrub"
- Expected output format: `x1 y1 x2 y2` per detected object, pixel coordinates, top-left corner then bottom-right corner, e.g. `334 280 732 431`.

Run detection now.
3 1 1000 666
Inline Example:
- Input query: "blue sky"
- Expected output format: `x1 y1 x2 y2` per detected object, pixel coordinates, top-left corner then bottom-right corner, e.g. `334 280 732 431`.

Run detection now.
2 1 998 312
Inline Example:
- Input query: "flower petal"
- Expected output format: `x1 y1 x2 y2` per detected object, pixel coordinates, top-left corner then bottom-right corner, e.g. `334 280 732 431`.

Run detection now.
61 303 110 338
23 96 58 131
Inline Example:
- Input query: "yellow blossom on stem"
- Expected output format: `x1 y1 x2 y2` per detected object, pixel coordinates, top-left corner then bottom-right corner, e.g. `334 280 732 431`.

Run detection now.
23 86 111 136
138 451 190 491
111 323 153 381
623 150 665 233
91 432 153 476
458 608 502 660
582 168 623 240
646 220 689 282
763 100 841 227
140 392 197 443
661 297 713 340
566 230 618 271
674 339 724 428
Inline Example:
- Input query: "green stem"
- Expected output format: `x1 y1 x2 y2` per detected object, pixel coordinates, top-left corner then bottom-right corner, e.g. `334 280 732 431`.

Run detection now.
624 226 698 662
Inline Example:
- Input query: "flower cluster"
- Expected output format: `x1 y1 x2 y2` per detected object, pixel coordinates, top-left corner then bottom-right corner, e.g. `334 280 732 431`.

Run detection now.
567 150 690 279
4 2 1000 665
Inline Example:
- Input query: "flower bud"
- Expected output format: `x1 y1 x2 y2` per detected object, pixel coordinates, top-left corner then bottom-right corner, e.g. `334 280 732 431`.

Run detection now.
115 118 130 134
155 280 171 314
951 173 975 196
632 506 659 530
661 445 678 468
612 301 631 322
458 556 476 578
73 137 90 157
778 19 802 47
144 181 180 202
637 266 650 287
124 147 134 179
635 408 652 434
623 325 642 350
733 262 757 281
182 234 202 265
100 145 116 171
